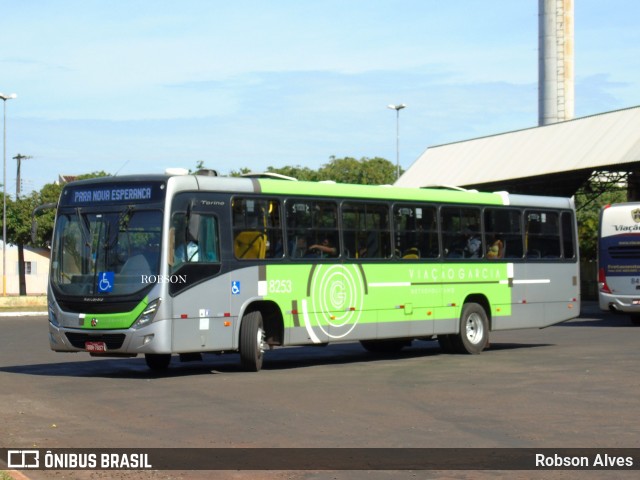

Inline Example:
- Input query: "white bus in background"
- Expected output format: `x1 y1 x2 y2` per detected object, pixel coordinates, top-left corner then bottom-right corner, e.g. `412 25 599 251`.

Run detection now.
598 202 640 325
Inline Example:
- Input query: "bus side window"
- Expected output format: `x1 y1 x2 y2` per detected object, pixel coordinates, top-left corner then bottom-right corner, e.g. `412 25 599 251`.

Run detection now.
561 211 576 259
170 213 196 269
198 215 220 262
286 200 339 259
394 204 438 259
484 208 523 259
342 202 391 259
526 210 560 258
442 206 482 259
233 197 283 260
171 213 220 271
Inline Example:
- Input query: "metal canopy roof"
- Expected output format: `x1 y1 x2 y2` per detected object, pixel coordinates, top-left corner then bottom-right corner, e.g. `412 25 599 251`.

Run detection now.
395 105 640 197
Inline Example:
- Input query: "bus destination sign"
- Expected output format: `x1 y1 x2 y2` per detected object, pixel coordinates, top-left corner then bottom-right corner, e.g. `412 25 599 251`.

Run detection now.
61 182 165 206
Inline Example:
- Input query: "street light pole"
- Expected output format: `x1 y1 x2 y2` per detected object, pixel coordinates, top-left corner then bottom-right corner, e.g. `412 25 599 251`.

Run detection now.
387 103 406 180
1 92 17 296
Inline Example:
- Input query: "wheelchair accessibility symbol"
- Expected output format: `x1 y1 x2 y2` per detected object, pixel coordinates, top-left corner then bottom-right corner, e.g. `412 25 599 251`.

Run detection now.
97 271 114 293
231 281 241 295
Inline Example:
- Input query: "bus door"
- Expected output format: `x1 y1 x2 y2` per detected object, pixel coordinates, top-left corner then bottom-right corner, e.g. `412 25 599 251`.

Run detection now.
168 193 231 352
394 204 440 338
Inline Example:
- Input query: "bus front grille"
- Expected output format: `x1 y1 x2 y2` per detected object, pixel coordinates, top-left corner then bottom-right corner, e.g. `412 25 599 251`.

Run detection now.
65 332 126 350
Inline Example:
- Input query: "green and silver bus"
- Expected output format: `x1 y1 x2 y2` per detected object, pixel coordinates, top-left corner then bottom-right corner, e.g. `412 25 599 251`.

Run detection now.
44 172 580 371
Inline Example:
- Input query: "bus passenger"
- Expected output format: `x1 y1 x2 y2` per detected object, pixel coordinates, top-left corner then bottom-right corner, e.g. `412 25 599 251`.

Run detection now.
486 238 504 259
175 236 199 264
309 237 337 257
464 226 482 258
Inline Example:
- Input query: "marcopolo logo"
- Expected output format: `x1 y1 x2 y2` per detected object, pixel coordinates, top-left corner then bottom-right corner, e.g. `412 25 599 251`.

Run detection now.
141 274 187 284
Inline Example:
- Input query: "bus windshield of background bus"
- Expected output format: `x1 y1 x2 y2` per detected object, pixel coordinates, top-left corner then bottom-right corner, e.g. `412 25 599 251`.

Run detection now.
51 208 162 296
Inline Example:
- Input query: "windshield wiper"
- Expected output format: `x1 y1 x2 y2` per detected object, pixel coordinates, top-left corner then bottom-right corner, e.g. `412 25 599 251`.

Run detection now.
76 208 92 247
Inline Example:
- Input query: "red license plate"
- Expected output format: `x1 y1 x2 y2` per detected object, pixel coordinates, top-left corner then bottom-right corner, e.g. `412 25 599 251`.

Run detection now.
85 341 107 353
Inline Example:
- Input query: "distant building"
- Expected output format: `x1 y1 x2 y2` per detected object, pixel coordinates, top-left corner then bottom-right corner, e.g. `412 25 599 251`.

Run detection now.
396 106 640 198
57 174 78 184
0 243 50 295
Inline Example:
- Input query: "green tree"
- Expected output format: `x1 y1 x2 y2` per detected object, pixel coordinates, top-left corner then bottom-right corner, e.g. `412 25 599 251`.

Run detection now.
316 156 398 184
266 165 318 181
75 171 110 182
575 183 626 261
317 156 362 183
228 167 252 177
344 156 396 184
236 156 398 185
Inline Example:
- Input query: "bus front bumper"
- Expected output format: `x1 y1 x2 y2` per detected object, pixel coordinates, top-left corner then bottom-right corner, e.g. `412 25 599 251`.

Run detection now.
48 319 173 355
599 293 640 314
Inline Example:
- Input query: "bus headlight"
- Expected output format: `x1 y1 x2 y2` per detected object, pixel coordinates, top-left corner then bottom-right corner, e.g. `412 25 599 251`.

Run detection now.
132 298 161 329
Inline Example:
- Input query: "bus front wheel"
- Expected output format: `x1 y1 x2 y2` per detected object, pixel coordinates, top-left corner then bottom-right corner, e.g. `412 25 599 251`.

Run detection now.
453 303 489 354
240 311 266 372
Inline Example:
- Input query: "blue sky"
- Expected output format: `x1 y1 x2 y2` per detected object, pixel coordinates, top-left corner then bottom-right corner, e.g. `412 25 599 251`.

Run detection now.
1 0 639 195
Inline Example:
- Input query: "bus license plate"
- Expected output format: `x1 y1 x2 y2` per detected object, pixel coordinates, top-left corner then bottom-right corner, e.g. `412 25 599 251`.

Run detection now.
85 341 107 353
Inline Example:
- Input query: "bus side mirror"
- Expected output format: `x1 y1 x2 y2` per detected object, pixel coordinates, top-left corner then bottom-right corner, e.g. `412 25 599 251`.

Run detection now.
31 202 58 244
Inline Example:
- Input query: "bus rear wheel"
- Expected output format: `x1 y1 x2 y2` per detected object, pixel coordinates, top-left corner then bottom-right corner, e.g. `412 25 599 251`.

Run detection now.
452 302 489 354
240 311 266 372
145 353 171 371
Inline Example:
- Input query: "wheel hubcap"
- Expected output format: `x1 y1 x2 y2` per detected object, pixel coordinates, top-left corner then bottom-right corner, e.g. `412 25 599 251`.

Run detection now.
465 313 484 344
257 328 266 356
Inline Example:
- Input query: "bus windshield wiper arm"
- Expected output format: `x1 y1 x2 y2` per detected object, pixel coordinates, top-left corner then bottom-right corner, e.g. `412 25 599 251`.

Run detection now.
76 208 92 247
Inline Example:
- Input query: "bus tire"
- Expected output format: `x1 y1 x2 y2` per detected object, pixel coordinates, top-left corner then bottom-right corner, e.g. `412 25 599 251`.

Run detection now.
145 353 171 370
240 310 266 372
453 302 489 354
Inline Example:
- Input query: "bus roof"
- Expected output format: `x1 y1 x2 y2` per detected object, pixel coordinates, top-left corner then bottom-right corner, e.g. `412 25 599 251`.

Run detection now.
63 173 575 209
600 202 640 237
255 178 506 205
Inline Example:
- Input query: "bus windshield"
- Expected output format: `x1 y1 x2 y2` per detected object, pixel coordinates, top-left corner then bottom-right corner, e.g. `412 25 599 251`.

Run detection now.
51 207 162 297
